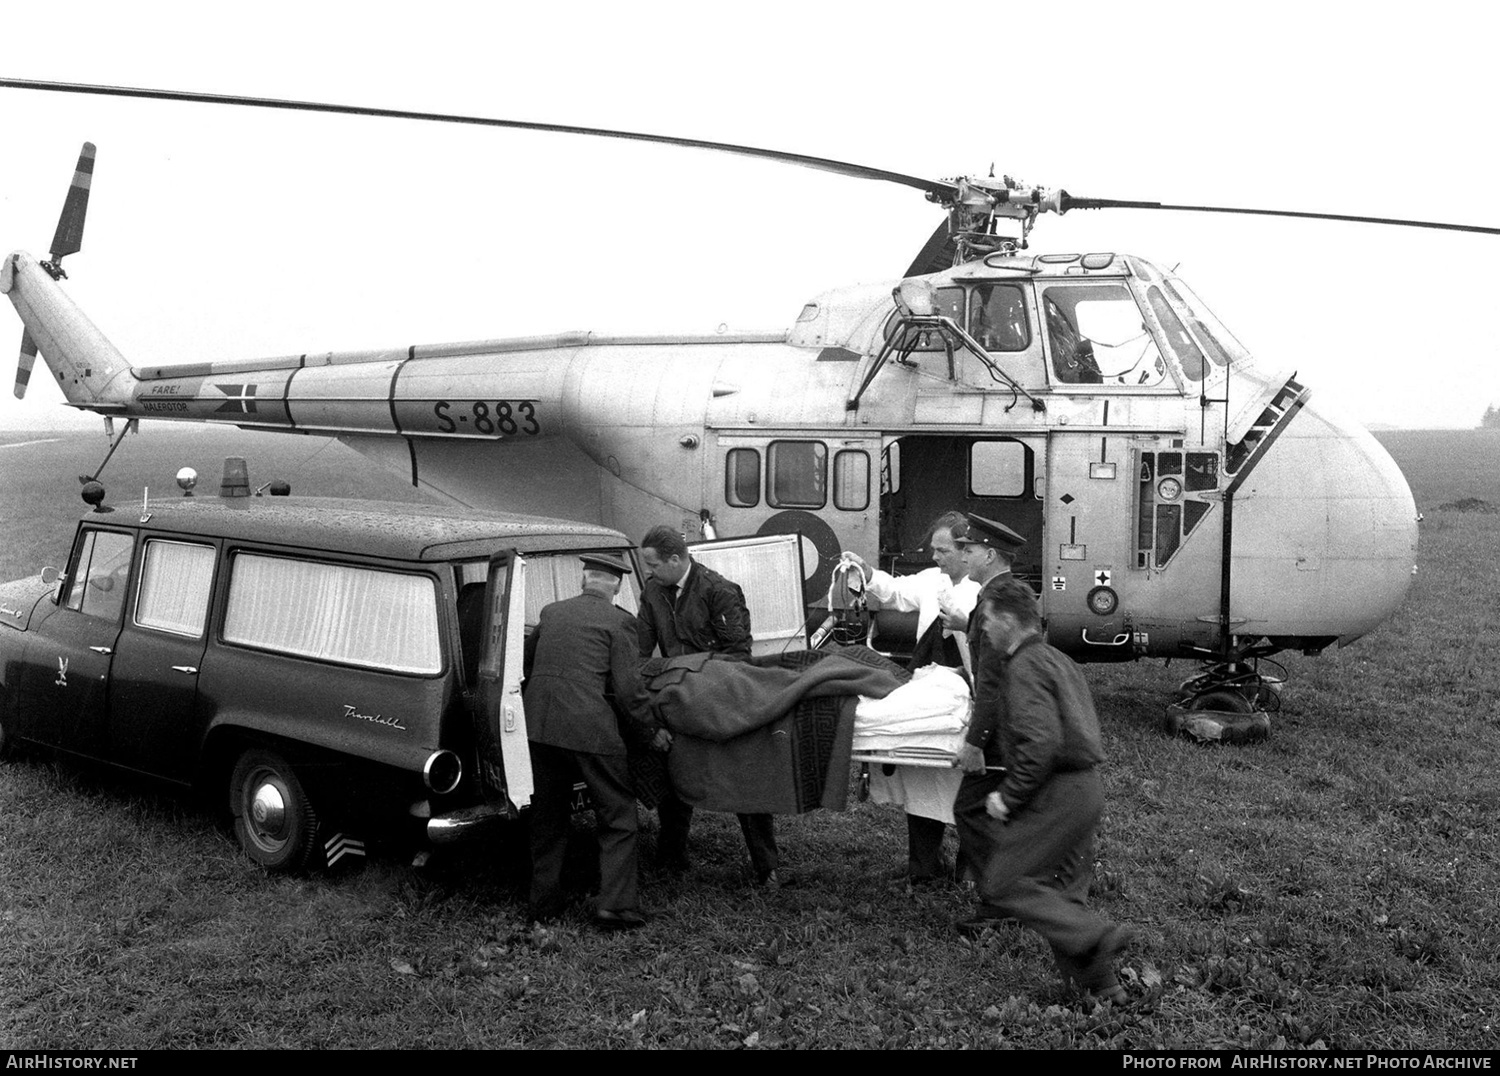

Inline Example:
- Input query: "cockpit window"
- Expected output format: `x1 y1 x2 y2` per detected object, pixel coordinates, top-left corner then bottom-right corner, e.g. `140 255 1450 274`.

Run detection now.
1147 287 1206 381
1041 284 1167 387
967 284 1029 352
1163 279 1250 367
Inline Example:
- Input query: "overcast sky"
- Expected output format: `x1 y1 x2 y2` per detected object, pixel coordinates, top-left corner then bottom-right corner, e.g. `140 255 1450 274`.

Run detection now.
2 0 1497 432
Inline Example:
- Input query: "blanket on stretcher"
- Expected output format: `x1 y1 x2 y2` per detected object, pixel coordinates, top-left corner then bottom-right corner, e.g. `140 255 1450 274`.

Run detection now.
630 646 907 815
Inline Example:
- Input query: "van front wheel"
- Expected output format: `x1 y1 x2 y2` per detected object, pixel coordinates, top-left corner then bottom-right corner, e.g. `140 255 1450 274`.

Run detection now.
230 749 319 870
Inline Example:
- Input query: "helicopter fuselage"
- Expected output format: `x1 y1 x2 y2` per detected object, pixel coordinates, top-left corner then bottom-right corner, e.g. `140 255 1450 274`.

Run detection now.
2 246 1418 664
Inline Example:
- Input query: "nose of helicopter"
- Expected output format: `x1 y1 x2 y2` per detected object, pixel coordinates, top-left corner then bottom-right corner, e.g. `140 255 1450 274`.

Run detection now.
1227 395 1418 646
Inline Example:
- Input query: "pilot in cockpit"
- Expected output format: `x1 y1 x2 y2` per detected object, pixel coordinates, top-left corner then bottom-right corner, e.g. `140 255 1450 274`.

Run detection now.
970 284 1028 353
1044 296 1103 384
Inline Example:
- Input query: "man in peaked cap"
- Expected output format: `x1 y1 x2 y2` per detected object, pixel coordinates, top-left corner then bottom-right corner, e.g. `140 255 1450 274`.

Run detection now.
951 513 1027 926
524 551 671 930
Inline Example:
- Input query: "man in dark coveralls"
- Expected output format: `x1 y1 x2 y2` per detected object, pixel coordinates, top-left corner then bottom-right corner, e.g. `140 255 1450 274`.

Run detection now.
525 553 671 930
636 525 788 887
957 571 1132 1003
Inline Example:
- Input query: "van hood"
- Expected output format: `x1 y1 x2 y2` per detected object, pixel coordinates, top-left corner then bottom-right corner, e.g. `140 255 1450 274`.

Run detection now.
0 576 58 632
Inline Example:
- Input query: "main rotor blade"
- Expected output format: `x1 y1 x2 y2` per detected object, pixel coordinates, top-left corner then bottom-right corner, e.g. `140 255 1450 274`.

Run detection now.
0 78 958 200
903 220 957 278
1062 195 1500 236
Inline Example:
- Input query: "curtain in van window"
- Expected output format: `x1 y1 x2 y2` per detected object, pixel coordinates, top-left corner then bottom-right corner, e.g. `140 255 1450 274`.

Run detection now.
521 554 640 627
224 554 442 674
137 540 216 635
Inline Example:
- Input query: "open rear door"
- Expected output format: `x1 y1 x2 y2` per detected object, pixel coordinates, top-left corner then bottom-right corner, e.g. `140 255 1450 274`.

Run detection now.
689 533 808 657
474 550 533 809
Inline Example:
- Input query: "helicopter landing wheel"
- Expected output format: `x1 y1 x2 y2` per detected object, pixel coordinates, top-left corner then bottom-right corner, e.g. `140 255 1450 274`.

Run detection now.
1184 688 1254 715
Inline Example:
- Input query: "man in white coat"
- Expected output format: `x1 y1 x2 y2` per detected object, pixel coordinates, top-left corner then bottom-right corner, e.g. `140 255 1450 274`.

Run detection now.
847 511 979 885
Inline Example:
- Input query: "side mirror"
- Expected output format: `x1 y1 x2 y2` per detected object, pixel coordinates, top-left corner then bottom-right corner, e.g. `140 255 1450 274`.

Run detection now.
40 566 60 586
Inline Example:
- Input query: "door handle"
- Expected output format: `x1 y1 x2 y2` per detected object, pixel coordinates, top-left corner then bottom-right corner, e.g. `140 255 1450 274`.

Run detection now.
171 665 198 675
89 646 113 655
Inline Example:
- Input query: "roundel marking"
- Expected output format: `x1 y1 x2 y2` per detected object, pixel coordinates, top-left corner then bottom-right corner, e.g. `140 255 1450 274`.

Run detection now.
755 510 841 604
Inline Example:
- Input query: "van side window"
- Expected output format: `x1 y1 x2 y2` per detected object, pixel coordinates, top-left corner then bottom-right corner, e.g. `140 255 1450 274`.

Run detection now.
64 529 134 624
223 554 442 675
519 553 641 628
136 540 216 636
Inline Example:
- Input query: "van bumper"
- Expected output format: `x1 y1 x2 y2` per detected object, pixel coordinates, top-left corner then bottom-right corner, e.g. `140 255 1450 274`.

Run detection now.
426 802 509 844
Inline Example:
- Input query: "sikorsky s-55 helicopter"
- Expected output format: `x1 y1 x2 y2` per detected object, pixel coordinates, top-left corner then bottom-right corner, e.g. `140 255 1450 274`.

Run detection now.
6 80 1491 710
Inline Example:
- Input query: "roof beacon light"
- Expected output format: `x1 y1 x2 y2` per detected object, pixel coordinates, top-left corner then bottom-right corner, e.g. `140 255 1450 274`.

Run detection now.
220 457 250 498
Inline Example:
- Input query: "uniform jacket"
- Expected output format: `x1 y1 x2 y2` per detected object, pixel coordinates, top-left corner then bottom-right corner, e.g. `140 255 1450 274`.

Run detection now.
964 571 1013 758
636 560 752 660
994 635 1105 814
523 590 659 755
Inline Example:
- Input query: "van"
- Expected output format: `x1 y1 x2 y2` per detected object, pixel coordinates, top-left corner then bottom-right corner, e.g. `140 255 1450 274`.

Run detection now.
0 488 641 870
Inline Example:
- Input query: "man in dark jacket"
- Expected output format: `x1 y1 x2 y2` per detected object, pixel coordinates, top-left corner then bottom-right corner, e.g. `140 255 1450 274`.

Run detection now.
957 574 1131 1003
525 553 670 930
951 512 1022 901
636 525 787 887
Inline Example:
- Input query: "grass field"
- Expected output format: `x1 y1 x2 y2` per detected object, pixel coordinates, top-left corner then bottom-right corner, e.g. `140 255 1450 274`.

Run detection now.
1 426 1497 1050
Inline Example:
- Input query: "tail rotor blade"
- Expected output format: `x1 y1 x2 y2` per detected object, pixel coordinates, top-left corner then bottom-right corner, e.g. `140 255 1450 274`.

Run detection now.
49 142 96 262
16 329 38 399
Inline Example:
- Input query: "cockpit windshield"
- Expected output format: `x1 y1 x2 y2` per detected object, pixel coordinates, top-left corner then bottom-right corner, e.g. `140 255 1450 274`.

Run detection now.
1162 277 1252 369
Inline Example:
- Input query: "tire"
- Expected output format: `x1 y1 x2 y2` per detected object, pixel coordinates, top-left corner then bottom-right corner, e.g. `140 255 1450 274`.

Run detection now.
0 708 11 759
1186 688 1255 714
229 749 319 871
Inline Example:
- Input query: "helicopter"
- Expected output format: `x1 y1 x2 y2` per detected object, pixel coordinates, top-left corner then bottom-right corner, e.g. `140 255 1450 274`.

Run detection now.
6 79 1490 711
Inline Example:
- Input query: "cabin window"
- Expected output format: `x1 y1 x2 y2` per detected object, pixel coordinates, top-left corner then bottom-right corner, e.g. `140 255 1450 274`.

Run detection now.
725 448 761 507
224 554 442 675
970 440 1028 498
968 283 1029 352
135 540 216 637
64 529 134 623
833 450 870 511
1135 450 1220 568
768 440 828 509
1044 284 1167 387
1147 287 1206 381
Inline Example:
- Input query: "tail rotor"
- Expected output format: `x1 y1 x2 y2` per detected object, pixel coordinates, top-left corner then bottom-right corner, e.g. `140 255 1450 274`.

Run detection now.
14 330 37 400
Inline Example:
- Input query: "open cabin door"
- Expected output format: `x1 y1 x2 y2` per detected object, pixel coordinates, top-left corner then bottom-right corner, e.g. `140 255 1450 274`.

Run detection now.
474 550 532 810
689 533 808 658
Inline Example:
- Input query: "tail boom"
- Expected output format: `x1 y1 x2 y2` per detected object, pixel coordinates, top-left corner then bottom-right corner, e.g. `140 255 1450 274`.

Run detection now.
2 250 135 411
